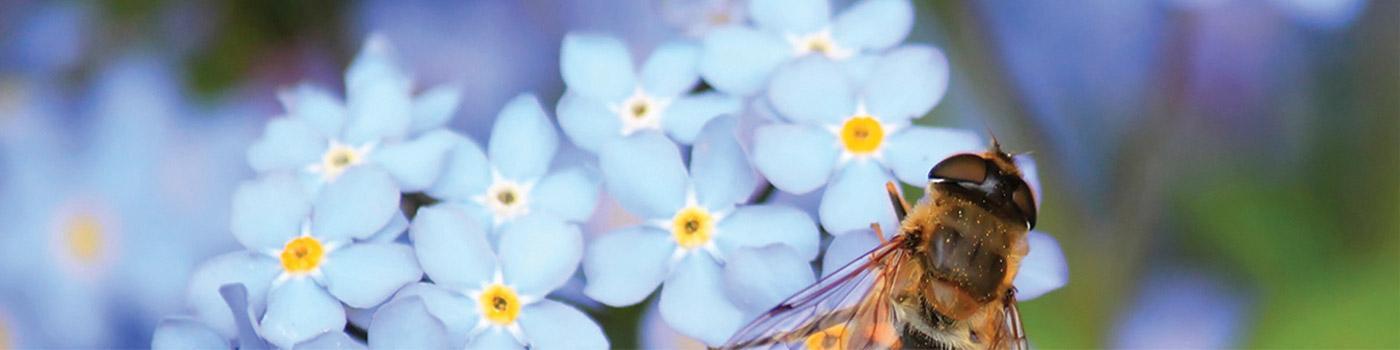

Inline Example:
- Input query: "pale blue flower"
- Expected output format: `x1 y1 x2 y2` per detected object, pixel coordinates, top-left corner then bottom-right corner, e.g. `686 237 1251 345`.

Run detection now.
246 35 458 196
152 317 229 350
186 169 422 348
424 93 599 234
698 0 915 95
0 57 216 347
583 117 820 346
372 205 608 349
557 33 741 153
753 46 982 234
1111 268 1247 348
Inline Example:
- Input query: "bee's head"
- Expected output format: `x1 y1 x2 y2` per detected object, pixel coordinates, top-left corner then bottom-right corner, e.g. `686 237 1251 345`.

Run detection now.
926 147 1038 229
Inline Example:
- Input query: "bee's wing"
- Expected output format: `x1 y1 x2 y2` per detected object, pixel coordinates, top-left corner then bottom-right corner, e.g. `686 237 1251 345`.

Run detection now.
993 291 1029 350
721 237 910 349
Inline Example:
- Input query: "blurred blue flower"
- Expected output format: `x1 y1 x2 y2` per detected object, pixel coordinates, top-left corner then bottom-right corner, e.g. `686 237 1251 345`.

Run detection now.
661 0 748 38
753 46 981 234
583 117 820 345
246 35 458 195
0 1 91 76
0 57 223 347
186 169 422 348
1111 268 1247 348
353 1 557 143
377 205 607 349
557 33 741 153
424 94 599 233
698 0 914 96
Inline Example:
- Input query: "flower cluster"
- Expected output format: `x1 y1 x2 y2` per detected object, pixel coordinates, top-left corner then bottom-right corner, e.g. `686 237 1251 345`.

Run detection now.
153 0 1068 348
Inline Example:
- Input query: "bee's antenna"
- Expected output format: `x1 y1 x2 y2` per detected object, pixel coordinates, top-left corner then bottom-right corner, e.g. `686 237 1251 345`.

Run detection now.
984 124 1006 156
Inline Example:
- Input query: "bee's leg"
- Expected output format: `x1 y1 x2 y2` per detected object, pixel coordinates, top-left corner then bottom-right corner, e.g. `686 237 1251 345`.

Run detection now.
885 182 909 222
871 222 887 244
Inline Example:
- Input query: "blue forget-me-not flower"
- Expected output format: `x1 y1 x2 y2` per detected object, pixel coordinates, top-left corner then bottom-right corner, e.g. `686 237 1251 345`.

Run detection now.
557 33 741 153
698 0 915 96
370 205 608 349
0 57 224 348
425 93 599 233
246 35 459 195
583 117 821 345
752 45 982 235
186 169 422 348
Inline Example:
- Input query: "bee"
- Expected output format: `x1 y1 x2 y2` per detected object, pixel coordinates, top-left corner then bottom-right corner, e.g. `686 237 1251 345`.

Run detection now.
721 140 1039 350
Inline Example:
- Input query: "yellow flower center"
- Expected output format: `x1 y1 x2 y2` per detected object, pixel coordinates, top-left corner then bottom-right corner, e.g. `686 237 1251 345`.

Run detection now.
320 143 363 180
63 213 104 265
670 206 714 249
839 116 884 155
805 324 849 350
627 100 651 120
478 284 522 325
280 236 325 274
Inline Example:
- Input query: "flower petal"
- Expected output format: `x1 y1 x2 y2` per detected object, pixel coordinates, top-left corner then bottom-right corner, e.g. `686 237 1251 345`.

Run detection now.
294 332 366 350
883 126 983 185
365 210 409 243
312 167 400 242
583 227 676 306
322 243 422 308
394 283 478 348
556 91 623 153
751 124 839 194
831 0 913 51
344 35 413 144
714 204 821 261
499 217 583 297
186 252 281 340
1014 231 1068 300
490 94 558 181
466 329 525 350
409 84 461 134
152 317 230 350
749 0 830 34
277 83 346 137
863 45 949 123
533 167 600 223
368 296 449 349
599 132 688 219
425 133 491 201
371 129 457 192
659 253 746 346
260 278 347 349
518 300 609 350
561 33 636 103
818 161 897 234
640 41 701 98
247 117 327 173
820 228 880 276
690 116 755 210
767 56 856 124
231 172 311 251
698 27 791 96
722 245 816 313
409 205 496 290
661 91 742 144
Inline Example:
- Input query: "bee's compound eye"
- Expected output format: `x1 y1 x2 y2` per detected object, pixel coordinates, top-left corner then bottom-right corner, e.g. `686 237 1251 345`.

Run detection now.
1012 181 1037 228
928 154 989 184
